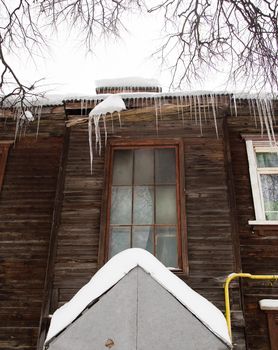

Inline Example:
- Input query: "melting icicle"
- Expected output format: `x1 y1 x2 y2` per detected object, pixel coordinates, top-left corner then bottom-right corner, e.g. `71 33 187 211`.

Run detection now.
36 105 42 139
88 115 93 174
117 112 122 128
210 94 219 139
102 115 107 146
197 95 202 136
179 96 184 126
233 95 238 117
154 97 159 134
255 98 264 137
203 95 207 123
250 99 257 128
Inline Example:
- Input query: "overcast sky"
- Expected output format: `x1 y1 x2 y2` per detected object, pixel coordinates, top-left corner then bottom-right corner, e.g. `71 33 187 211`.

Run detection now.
9 11 237 96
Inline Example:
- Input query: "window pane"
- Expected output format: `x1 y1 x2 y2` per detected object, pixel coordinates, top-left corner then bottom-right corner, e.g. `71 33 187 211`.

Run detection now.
132 226 154 253
111 187 132 224
156 227 178 268
156 186 177 224
112 150 133 185
256 152 278 168
155 148 176 184
260 174 278 220
134 149 154 185
133 186 154 224
109 227 131 258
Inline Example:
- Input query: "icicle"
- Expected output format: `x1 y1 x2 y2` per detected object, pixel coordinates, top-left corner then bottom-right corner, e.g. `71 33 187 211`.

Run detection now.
88 115 93 174
36 105 42 139
255 98 264 137
154 97 159 134
179 96 184 126
233 95 238 117
93 114 101 156
203 95 207 123
159 97 162 120
102 115 108 146
262 98 276 145
197 95 203 136
189 96 193 122
176 97 180 119
117 112 122 127
250 99 257 128
210 94 219 139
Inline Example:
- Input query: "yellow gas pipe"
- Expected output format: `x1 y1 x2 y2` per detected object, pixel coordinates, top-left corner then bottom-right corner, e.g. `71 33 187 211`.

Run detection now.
224 273 278 341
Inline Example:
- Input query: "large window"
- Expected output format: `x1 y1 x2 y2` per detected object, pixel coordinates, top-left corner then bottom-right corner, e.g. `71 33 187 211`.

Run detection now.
99 139 187 272
246 140 278 224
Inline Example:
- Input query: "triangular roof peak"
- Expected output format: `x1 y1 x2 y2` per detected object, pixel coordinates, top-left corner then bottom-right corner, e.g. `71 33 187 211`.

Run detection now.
45 248 231 347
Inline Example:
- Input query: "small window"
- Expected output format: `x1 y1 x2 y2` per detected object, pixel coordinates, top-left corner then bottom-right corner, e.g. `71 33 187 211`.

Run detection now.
246 140 278 224
99 139 187 272
0 143 11 192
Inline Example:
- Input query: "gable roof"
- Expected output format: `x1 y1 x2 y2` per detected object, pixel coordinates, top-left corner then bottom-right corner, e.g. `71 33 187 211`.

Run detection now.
45 248 231 347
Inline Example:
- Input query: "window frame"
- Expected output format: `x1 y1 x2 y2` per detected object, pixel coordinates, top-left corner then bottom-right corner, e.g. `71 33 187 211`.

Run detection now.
98 138 188 274
246 139 278 225
0 142 11 192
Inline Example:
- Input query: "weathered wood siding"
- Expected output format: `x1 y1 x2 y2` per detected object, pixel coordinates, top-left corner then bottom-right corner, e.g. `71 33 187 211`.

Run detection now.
228 103 278 350
50 101 245 348
0 108 65 350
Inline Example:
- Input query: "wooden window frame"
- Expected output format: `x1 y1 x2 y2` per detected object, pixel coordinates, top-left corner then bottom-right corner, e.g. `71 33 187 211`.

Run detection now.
0 142 11 192
246 140 278 225
98 138 188 275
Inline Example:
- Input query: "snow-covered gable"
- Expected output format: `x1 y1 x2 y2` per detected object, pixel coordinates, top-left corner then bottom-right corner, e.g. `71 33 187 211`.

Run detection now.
45 248 231 347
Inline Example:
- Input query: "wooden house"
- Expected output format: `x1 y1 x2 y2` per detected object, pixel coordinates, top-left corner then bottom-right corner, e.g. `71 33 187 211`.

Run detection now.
0 79 278 350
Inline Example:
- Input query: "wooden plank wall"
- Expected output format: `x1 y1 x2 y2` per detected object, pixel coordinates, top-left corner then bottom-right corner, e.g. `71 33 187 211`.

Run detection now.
50 102 245 348
0 107 65 350
228 103 278 350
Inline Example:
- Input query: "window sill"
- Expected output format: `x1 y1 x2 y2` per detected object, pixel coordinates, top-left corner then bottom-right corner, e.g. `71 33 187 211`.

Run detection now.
248 220 278 225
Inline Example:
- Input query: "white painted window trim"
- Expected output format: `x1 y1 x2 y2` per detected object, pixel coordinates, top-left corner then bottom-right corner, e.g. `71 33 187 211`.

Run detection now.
246 140 278 225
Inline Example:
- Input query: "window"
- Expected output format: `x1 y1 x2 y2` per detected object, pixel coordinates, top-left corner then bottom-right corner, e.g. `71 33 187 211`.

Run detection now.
99 139 187 272
246 140 278 224
0 142 11 192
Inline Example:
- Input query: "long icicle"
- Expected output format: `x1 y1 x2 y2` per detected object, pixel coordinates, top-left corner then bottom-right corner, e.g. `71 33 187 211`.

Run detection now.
88 115 93 174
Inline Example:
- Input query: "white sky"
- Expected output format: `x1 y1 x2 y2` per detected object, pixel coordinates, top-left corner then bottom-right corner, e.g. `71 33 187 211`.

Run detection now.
9 10 239 96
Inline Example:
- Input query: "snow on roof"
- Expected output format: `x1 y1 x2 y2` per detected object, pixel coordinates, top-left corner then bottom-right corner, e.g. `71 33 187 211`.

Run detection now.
95 77 161 88
259 299 278 310
88 94 126 116
45 248 231 347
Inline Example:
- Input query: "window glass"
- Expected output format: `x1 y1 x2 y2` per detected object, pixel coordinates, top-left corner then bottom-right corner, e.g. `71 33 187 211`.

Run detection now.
134 149 154 185
257 152 278 168
260 174 278 220
156 226 178 268
112 150 133 185
110 187 132 224
132 226 154 253
133 186 154 224
155 148 176 184
109 227 131 258
156 186 177 224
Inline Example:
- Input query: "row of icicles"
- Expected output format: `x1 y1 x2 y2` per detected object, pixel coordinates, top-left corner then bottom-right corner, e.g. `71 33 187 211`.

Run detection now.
5 94 276 172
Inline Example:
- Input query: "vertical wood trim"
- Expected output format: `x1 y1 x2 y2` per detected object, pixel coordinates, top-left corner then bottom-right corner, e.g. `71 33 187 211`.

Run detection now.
223 117 241 272
0 143 11 191
36 127 70 350
246 140 264 220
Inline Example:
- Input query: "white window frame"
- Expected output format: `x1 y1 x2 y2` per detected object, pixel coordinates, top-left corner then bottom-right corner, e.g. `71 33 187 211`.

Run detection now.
246 140 278 225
